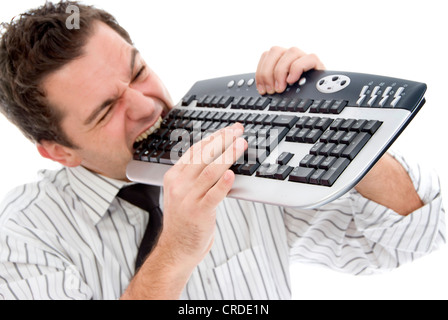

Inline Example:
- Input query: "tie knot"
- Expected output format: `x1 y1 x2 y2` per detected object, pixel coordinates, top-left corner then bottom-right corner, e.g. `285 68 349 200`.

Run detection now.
117 184 160 213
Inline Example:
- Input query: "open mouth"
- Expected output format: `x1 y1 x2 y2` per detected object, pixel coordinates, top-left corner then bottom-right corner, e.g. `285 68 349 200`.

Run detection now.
133 116 163 146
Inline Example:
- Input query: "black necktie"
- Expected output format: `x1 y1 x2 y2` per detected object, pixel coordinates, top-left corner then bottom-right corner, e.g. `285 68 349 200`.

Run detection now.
117 184 163 271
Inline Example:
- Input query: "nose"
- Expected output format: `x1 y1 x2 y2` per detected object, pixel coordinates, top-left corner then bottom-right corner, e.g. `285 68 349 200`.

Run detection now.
122 87 156 121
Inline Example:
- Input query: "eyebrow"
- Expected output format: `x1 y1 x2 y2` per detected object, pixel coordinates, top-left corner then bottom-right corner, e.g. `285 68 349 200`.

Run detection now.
84 48 139 126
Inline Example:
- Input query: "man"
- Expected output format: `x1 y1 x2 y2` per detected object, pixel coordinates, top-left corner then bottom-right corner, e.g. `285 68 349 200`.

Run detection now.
0 1 444 300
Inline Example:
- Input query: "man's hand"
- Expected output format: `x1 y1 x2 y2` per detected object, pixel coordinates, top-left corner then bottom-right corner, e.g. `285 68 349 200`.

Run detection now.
161 123 247 268
121 123 247 300
257 46 423 216
255 46 325 95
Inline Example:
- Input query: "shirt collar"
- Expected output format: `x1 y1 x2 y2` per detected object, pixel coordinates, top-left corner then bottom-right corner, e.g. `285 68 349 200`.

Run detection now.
66 166 131 225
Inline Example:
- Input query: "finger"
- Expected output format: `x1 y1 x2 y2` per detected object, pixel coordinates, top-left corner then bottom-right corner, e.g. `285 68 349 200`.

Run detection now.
190 136 247 200
200 170 235 212
273 47 307 93
176 123 244 175
286 53 326 84
255 51 268 95
255 46 287 95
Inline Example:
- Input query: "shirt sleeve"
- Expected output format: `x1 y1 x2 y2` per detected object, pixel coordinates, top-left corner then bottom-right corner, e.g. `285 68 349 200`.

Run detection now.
0 217 93 300
284 151 446 275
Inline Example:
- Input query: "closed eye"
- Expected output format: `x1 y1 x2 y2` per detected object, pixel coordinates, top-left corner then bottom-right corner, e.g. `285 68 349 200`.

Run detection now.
133 65 146 82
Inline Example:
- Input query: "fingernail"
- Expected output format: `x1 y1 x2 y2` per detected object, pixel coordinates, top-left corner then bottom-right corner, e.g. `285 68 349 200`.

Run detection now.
257 85 266 95
266 85 274 94
275 81 280 91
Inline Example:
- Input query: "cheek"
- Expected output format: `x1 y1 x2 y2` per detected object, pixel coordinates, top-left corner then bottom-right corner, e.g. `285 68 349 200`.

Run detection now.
140 74 173 107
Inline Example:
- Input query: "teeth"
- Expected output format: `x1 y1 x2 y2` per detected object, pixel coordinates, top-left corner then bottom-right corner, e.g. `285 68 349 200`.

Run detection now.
135 117 163 143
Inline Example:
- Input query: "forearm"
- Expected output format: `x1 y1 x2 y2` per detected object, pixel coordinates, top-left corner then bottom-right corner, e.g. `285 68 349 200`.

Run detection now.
355 153 423 216
120 239 193 300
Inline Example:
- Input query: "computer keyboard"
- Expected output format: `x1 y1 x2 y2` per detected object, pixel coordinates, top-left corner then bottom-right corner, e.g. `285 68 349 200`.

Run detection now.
126 70 426 209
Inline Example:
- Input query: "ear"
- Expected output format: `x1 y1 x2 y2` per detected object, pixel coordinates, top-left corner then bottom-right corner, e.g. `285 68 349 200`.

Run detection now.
37 141 82 168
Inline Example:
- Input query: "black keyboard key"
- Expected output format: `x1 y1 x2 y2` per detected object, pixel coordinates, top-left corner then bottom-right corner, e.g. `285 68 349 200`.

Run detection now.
255 97 271 110
361 120 382 134
289 167 315 183
231 96 244 109
256 163 270 177
286 99 300 112
318 143 336 156
277 98 290 111
262 114 277 125
310 155 325 169
330 100 348 114
246 97 259 109
218 96 234 108
181 94 196 106
211 96 223 107
268 98 282 111
330 144 346 157
305 129 323 143
340 119 356 131
309 169 326 184
238 97 252 109
274 165 294 180
294 128 310 142
203 95 214 107
315 118 333 131
330 118 345 130
341 131 358 144
272 115 299 128
296 99 313 112
341 132 372 160
320 156 337 170
149 150 165 163
277 152 294 165
239 162 261 176
352 119 368 132
318 100 335 114
299 154 314 167
264 164 281 179
285 127 300 142
320 158 350 186
309 100 325 113
254 114 268 125
139 149 153 162
310 142 325 155
304 117 321 129
230 163 243 174
329 131 346 144
159 151 175 165
320 130 336 143
295 116 310 128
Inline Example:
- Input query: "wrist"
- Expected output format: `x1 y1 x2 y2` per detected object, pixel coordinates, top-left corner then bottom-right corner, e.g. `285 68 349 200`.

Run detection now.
121 240 194 300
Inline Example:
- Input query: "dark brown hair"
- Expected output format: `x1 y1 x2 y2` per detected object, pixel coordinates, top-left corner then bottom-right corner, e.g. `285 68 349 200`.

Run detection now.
0 1 132 147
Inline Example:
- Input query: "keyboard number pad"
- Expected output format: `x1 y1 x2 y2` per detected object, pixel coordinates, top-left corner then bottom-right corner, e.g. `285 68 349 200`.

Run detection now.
288 118 382 186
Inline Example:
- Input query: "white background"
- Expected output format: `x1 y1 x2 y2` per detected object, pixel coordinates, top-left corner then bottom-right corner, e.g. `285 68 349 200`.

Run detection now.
1 0 447 299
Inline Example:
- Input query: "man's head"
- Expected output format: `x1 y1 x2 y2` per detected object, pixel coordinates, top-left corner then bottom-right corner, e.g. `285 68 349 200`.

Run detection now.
0 1 172 180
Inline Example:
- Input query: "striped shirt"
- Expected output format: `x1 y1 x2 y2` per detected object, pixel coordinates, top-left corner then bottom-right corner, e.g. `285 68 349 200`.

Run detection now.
0 152 445 300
